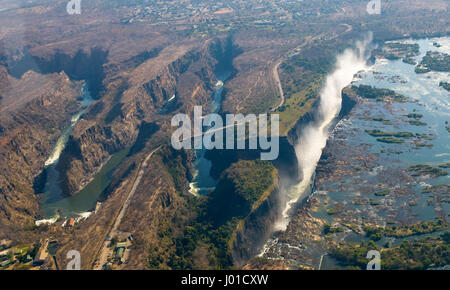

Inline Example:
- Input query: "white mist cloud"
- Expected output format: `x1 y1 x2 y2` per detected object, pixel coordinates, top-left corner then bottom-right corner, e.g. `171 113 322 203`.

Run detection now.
275 34 373 231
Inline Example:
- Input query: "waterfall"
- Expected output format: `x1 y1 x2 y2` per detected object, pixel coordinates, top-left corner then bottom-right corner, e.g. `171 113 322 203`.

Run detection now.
275 34 373 231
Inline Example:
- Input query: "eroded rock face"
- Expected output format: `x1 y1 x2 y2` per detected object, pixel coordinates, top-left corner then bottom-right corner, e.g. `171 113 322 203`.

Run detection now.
56 39 227 196
0 69 82 235
231 181 282 267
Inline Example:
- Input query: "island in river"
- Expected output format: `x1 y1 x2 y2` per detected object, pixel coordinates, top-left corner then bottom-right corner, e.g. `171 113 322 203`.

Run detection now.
252 37 450 270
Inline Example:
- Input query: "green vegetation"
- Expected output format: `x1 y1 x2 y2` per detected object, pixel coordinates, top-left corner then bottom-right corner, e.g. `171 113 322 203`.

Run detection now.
208 160 277 225
159 146 192 192
374 189 389 197
406 164 448 178
439 163 450 169
366 129 414 138
326 207 342 215
414 66 431 74
416 51 450 73
369 199 381 206
358 116 392 125
152 160 277 270
331 232 450 270
0 244 39 269
408 119 427 126
374 43 419 64
376 137 405 144
364 219 448 239
371 117 392 125
439 81 450 92
323 223 344 234
277 41 352 134
405 113 423 119
363 226 383 241
421 184 450 194
417 133 434 141
149 200 239 270
415 143 433 149
111 237 118 247
402 57 417 65
351 85 408 102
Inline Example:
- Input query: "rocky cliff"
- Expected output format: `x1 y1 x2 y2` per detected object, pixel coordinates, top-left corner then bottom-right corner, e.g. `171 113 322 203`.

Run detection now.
56 38 230 196
230 86 360 268
231 178 281 267
205 160 281 267
0 69 82 236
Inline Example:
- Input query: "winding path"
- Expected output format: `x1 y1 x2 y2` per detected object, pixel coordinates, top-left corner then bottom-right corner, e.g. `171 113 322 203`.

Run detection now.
271 59 285 112
270 23 353 112
270 37 313 112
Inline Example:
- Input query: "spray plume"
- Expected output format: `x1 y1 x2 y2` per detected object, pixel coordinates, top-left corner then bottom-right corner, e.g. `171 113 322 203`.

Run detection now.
275 34 373 231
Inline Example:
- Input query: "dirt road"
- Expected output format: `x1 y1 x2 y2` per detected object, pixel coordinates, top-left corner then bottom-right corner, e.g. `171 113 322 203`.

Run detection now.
93 147 160 270
270 24 352 112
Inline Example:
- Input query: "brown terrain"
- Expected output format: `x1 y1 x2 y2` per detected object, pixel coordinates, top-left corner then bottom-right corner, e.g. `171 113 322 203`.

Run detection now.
0 69 82 237
0 0 448 269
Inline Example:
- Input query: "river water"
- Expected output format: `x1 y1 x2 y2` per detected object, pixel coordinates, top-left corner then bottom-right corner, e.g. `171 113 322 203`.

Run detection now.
38 83 130 221
39 66 232 220
318 37 450 222
286 36 449 229
188 69 232 196
317 37 449 269
260 36 449 268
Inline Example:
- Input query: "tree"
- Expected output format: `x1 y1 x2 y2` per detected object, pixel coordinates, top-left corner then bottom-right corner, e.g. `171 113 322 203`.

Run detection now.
111 237 118 247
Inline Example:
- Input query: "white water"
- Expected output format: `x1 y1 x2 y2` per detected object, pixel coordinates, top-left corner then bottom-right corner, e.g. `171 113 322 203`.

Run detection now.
168 94 176 102
44 111 82 167
44 83 93 167
275 35 373 231
35 215 59 226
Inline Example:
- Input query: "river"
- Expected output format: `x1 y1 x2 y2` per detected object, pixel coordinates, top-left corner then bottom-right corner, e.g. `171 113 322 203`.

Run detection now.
39 66 232 220
260 36 449 268
188 69 232 196
38 83 129 221
313 36 450 224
